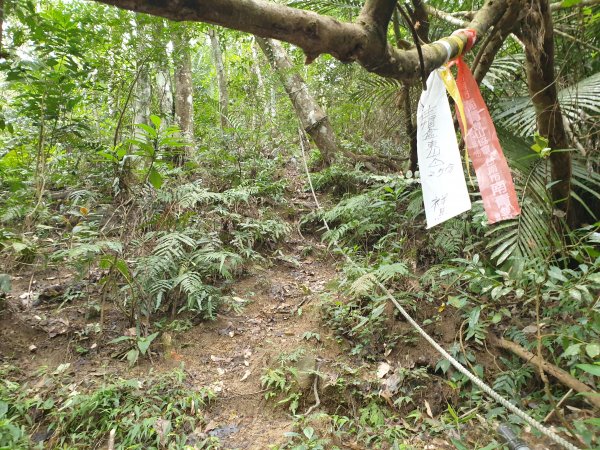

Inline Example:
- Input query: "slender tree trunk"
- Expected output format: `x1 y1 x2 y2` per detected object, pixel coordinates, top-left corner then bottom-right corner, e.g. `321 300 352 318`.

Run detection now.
398 85 417 173
133 63 151 128
156 69 174 123
209 28 229 130
155 21 174 125
520 0 574 226
172 25 195 163
0 0 5 58
133 20 151 129
256 37 338 166
250 39 268 129
120 18 152 194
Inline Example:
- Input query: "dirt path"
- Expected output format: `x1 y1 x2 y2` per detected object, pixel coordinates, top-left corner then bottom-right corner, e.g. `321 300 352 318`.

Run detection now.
0 203 350 449
154 234 343 449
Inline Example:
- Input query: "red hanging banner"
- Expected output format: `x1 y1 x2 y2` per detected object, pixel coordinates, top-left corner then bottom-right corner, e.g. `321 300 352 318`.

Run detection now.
455 57 521 224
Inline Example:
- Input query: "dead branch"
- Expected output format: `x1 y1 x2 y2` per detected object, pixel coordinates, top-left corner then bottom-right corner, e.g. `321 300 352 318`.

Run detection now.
472 0 522 83
488 334 600 409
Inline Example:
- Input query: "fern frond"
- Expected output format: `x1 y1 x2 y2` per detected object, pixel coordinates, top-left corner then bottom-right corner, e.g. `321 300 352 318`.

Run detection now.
153 231 197 260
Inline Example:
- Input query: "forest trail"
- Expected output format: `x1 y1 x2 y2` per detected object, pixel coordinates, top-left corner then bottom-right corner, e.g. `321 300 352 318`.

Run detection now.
0 168 356 449
0 166 571 450
162 234 341 448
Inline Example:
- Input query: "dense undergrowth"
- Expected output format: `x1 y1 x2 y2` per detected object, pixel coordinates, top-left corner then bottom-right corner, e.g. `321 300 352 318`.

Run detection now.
290 153 600 448
0 365 218 449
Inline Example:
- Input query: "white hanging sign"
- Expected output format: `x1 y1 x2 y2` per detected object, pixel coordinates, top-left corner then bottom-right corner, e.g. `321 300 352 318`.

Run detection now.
417 70 471 228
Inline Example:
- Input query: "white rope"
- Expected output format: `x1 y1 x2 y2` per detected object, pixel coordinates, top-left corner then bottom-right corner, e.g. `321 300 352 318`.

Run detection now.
297 128 580 450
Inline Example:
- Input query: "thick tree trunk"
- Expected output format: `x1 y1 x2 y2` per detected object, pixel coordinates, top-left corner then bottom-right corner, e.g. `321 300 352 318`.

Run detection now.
520 0 573 225
172 26 195 163
208 28 229 130
256 37 338 166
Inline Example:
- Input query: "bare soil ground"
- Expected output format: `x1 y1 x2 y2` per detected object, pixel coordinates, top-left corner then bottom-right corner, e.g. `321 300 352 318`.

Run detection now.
1 232 346 448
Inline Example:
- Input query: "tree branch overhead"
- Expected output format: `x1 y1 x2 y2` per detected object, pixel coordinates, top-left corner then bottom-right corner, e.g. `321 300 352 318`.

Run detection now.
90 0 509 81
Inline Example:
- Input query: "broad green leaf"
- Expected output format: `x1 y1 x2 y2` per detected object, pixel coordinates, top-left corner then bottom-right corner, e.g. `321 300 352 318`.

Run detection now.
303 427 315 439
0 274 11 293
569 288 582 302
114 258 131 282
450 438 469 450
149 115 162 129
585 344 600 359
576 364 600 376
135 122 157 138
109 335 132 344
137 332 159 355
148 167 163 189
589 273 600 284
126 348 139 366
547 266 567 282
11 242 29 252
562 343 581 357
0 400 7 418
448 296 467 309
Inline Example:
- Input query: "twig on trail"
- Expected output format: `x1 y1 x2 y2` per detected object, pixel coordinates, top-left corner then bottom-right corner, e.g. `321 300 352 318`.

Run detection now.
27 273 35 296
304 360 322 416
107 428 116 450
544 389 574 423
293 295 313 314
296 221 306 241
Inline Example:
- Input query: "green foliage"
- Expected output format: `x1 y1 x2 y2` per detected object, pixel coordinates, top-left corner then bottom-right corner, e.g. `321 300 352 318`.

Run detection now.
127 182 290 320
261 368 303 415
1 0 599 447
0 368 216 449
495 73 600 137
108 331 160 366
281 426 330 450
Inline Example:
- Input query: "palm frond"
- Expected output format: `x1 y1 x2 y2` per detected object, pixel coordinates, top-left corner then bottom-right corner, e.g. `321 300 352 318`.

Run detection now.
485 129 563 265
287 0 361 17
494 72 600 137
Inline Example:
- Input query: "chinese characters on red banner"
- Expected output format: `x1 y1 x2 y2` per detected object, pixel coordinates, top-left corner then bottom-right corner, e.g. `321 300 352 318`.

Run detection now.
455 58 521 224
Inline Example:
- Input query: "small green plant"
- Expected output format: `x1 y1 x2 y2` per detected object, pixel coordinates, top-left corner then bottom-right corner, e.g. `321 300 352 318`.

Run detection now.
301 331 321 343
281 426 329 450
261 367 302 414
109 330 160 366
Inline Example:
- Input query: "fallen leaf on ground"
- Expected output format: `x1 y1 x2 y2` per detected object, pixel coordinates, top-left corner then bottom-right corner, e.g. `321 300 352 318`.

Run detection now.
377 362 391 379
